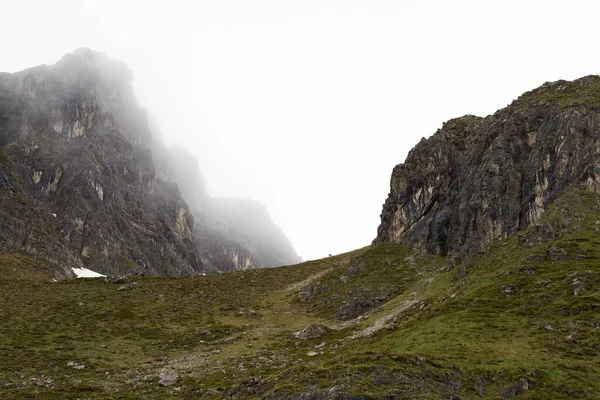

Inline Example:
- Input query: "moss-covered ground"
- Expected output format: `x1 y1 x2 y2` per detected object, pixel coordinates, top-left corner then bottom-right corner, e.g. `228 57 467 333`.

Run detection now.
1 188 600 398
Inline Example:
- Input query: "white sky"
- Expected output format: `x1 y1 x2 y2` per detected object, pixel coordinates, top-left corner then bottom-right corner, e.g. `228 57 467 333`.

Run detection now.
1 1 599 261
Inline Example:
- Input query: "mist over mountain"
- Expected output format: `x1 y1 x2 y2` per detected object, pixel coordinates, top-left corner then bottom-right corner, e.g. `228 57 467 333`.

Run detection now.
0 48 300 276
4 73 600 398
162 144 301 272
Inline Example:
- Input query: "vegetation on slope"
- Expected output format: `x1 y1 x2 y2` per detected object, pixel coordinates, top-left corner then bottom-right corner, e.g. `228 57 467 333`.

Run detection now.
1 186 599 399
516 75 600 110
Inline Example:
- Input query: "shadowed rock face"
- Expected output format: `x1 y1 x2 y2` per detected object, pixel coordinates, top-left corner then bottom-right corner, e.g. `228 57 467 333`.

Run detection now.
0 48 201 276
0 48 300 276
375 76 600 255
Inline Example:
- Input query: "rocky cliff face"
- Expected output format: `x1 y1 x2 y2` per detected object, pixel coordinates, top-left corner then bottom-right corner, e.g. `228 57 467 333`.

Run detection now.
0 49 201 276
0 49 300 276
375 75 600 255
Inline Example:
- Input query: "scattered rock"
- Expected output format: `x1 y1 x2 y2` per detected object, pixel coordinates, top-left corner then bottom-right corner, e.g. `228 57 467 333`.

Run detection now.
306 351 318 357
293 324 330 340
520 266 536 275
298 282 329 302
346 258 366 277
547 246 566 261
502 377 530 398
474 376 486 397
66 361 85 370
158 369 178 387
105 275 130 284
337 287 400 320
238 309 261 318
501 285 517 296
454 265 468 280
442 254 463 272
118 283 135 291
567 270 596 297
372 373 400 385
214 336 238 345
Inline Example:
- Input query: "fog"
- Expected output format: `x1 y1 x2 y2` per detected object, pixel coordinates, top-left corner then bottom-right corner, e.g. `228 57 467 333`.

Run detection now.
2 0 600 260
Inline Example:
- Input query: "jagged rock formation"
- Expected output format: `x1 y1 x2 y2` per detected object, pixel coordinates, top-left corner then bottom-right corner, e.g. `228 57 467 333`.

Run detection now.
375 75 600 255
0 49 300 276
0 49 201 276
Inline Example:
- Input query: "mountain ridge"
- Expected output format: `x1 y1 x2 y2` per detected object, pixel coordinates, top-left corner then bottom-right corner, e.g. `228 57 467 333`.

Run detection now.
1 59 600 398
0 48 300 276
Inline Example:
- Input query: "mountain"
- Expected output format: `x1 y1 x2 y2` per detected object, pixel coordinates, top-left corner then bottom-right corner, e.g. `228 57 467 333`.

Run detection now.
375 75 600 256
2 74 600 399
2 187 599 398
162 145 301 272
0 49 300 276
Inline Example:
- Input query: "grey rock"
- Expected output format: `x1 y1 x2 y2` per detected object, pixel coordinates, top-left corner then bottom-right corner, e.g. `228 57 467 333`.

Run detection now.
346 258 366 277
474 376 486 397
502 377 530 398
520 266 536 275
501 285 518 296
337 287 400 320
66 361 85 370
375 76 600 256
0 48 301 276
105 275 130 284
442 254 463 272
0 49 202 276
158 369 178 387
293 324 330 340
298 282 328 303
239 309 261 318
117 283 135 291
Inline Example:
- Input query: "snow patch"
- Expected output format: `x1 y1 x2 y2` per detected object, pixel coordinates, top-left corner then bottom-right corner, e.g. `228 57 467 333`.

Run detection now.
72 267 105 278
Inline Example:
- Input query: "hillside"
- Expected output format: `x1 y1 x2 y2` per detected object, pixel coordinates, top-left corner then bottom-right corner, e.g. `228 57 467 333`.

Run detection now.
3 68 600 398
1 185 599 399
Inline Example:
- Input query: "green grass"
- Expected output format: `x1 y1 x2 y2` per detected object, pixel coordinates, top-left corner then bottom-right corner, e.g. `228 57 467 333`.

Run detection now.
1 187 600 398
516 75 600 110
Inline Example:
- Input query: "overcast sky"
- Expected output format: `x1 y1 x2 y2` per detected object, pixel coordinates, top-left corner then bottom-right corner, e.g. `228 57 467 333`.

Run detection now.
2 1 599 261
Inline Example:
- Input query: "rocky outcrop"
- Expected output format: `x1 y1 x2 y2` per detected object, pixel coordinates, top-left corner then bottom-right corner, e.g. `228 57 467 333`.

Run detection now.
0 49 300 276
375 75 600 255
0 49 201 276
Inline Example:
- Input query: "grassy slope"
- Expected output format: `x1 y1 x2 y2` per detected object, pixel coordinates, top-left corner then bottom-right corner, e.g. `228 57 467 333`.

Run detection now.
1 187 599 399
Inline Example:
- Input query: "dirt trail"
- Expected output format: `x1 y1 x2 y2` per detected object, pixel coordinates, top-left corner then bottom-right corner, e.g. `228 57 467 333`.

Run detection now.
284 268 332 294
351 299 420 339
